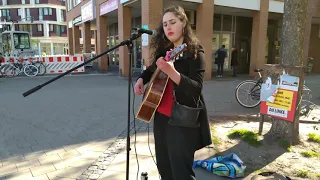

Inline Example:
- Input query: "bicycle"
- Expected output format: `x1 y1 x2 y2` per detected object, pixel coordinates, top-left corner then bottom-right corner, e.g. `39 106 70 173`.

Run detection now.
3 58 39 77
235 68 315 116
29 58 47 76
235 68 263 108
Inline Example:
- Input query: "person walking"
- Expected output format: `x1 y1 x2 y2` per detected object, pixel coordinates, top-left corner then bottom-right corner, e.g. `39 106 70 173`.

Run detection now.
231 45 238 77
214 45 227 77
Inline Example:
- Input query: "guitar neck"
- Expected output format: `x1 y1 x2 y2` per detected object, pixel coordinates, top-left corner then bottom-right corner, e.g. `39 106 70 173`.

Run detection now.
149 67 161 83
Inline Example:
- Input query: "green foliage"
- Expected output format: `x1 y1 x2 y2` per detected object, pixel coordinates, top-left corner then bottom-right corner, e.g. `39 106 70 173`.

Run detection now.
300 151 320 158
227 129 261 147
308 133 320 143
210 128 221 145
296 170 308 178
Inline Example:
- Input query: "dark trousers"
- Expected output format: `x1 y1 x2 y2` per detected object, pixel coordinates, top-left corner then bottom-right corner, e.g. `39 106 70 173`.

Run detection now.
217 63 224 76
153 112 200 180
232 65 238 76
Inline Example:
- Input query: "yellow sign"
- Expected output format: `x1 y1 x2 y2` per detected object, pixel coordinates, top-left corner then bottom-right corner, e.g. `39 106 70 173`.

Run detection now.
266 89 293 111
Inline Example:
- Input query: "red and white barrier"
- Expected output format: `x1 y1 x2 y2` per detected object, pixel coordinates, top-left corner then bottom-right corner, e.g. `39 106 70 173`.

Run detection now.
34 55 85 74
1 55 86 75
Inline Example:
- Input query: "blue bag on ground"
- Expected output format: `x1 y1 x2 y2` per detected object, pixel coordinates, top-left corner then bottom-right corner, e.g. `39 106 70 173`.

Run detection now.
193 153 246 178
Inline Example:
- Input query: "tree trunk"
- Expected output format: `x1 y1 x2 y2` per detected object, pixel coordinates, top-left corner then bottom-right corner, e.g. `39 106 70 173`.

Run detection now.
264 0 312 145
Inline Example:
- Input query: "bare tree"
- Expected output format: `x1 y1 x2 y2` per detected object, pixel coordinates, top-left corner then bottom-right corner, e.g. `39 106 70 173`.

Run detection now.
265 0 313 145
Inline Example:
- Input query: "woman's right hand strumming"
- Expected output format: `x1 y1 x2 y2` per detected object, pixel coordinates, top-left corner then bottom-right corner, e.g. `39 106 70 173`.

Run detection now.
134 78 145 95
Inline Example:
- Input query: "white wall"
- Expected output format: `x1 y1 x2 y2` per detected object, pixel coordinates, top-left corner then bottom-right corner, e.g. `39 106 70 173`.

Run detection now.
214 0 260 11
214 0 284 13
269 0 284 13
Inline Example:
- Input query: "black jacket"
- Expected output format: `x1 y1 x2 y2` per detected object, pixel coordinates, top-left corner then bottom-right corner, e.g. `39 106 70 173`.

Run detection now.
137 45 212 150
231 49 238 66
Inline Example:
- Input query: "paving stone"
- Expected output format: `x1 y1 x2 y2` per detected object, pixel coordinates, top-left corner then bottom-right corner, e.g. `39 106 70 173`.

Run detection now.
30 164 56 176
88 174 100 180
88 165 98 171
93 170 104 175
77 175 89 180
98 165 108 170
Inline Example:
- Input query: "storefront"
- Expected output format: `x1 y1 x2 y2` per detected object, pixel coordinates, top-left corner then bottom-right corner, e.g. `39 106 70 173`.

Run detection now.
67 0 320 78
99 0 142 70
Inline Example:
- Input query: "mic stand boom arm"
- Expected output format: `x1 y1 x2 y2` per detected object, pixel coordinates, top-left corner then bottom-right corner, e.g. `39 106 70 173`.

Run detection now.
22 32 142 97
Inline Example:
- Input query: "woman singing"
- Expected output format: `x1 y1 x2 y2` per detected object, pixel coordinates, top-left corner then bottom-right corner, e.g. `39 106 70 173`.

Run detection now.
134 5 212 180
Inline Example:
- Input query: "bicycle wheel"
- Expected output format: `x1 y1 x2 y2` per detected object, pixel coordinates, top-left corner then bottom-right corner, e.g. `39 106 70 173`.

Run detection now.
33 62 46 76
23 64 39 77
235 80 261 108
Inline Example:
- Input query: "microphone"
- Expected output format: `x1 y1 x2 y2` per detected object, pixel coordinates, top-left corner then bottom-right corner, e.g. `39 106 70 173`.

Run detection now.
132 27 157 36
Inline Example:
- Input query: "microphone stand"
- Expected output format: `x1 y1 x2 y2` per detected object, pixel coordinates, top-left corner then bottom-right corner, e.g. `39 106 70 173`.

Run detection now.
22 30 143 180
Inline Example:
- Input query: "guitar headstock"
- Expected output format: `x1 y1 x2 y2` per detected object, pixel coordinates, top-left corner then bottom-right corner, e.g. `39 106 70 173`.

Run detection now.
168 43 187 61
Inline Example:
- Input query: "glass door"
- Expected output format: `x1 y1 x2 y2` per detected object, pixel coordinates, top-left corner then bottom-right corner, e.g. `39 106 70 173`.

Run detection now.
212 33 220 70
212 32 232 70
221 33 231 69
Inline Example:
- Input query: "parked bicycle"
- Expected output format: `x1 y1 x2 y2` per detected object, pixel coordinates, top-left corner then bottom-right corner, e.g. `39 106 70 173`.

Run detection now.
235 69 263 108
235 69 315 116
29 58 47 76
2 58 39 77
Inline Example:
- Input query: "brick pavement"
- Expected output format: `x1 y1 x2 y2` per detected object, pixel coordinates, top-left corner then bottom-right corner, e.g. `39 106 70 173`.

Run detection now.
0 74 319 179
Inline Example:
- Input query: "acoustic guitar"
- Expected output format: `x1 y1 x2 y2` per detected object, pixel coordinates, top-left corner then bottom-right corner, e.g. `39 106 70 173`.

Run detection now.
136 43 187 122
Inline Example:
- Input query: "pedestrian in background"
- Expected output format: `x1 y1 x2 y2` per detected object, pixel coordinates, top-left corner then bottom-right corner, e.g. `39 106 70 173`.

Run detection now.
231 45 238 77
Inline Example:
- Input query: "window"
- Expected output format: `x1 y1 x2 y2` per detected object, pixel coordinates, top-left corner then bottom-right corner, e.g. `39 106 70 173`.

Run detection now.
21 0 25 4
1 33 12 56
44 8 48 15
67 0 72 11
61 9 65 22
56 25 61 36
18 9 22 17
18 24 30 32
35 0 39 4
26 8 30 18
61 25 65 33
1 9 10 21
73 0 81 7
40 8 53 16
37 24 42 31
49 24 53 31
1 9 10 16
13 33 31 49
39 8 43 20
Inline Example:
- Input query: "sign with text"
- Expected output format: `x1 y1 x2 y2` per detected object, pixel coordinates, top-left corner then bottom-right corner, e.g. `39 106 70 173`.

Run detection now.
100 0 118 15
260 74 299 122
81 0 96 23
141 24 149 47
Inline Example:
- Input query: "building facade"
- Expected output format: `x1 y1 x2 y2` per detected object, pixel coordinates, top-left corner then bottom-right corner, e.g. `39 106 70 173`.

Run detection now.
0 0 68 55
66 0 320 79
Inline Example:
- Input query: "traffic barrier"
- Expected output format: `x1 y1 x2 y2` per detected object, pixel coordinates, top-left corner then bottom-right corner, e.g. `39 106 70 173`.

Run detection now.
0 55 86 75
36 55 85 74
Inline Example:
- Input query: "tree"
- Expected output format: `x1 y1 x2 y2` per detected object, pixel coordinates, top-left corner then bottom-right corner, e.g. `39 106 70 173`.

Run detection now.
265 0 313 145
